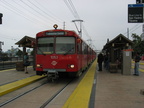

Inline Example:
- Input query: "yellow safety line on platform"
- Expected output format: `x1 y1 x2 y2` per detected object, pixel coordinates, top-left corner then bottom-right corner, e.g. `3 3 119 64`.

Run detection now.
132 61 144 65
0 66 32 72
139 68 144 72
0 69 15 72
0 75 46 96
131 66 144 72
62 60 97 108
140 63 144 65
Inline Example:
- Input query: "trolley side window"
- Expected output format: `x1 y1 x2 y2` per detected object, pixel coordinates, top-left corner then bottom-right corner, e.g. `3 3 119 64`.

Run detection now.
56 37 75 54
82 42 87 54
37 37 54 54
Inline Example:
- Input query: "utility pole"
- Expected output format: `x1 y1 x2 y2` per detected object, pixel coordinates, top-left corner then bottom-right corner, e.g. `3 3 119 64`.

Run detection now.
63 22 65 30
0 41 4 60
127 28 129 39
0 13 3 60
72 19 83 37
0 41 4 52
0 13 3 51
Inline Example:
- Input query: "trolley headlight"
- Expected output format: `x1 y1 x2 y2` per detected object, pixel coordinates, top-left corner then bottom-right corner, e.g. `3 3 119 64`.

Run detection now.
36 64 42 68
68 64 75 68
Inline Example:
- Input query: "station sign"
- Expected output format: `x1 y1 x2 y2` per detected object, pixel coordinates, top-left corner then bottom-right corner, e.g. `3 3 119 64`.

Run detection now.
136 0 144 4
128 4 144 23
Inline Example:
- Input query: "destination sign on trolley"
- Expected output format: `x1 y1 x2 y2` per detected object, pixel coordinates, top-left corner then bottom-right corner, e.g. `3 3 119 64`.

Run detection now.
46 31 65 36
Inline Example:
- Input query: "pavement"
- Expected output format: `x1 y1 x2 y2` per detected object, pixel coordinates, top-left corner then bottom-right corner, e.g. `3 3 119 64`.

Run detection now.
95 61 144 108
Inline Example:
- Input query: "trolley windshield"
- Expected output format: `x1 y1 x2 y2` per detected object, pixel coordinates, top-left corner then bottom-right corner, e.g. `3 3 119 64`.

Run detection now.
56 37 75 54
37 37 54 54
37 37 75 54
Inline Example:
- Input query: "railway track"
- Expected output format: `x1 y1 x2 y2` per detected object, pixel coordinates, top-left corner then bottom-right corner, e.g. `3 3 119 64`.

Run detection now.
0 80 46 107
0 76 80 108
39 78 73 108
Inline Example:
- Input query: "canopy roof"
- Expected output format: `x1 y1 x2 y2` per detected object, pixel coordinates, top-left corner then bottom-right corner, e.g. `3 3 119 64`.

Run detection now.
103 34 133 50
15 36 35 48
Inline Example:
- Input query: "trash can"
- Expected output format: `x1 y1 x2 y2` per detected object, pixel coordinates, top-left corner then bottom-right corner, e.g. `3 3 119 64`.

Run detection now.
16 62 24 71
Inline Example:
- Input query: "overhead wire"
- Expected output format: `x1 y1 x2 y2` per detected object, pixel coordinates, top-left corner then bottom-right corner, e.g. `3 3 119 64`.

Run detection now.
1 0 70 31
1 0 82 50
31 0 64 23
123 24 142 36
0 33 18 41
64 0 143 49
40 0 74 29
63 0 95 49
63 0 78 19
0 0 35 23
34 0 64 22
129 24 142 34
0 0 71 42
26 0 62 23
67 0 80 19
0 0 50 28
19 0 55 26
129 23 140 31
0 0 53 41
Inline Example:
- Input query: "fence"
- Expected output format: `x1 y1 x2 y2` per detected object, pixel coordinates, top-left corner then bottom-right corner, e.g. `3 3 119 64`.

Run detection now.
0 56 33 70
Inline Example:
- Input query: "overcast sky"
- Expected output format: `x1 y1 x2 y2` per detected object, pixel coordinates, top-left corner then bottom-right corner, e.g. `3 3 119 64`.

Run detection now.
0 0 143 52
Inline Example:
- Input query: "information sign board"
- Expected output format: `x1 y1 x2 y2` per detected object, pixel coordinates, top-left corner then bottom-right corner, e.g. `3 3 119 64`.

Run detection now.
128 4 144 23
136 0 144 4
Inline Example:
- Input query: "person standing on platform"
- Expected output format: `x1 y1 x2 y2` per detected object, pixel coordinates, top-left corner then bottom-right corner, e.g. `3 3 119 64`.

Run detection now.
133 52 141 76
24 52 29 74
104 53 110 70
97 53 104 71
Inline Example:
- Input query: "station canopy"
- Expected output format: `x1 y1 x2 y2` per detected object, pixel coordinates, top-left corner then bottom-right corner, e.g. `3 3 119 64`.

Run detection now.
15 36 35 48
103 34 133 50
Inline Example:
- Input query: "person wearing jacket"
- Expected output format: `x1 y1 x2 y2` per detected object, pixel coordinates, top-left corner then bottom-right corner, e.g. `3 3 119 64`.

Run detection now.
97 53 104 71
133 52 141 76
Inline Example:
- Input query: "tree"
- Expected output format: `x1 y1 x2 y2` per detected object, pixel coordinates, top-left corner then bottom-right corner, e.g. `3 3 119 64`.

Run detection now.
16 49 23 57
131 33 144 55
1 52 9 61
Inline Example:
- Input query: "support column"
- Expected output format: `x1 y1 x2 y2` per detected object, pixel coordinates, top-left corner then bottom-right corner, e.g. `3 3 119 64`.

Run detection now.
110 48 114 63
122 50 132 75
23 47 26 61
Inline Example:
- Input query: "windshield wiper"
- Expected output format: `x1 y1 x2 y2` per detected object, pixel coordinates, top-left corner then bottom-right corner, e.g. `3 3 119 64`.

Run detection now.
64 47 74 55
37 47 46 56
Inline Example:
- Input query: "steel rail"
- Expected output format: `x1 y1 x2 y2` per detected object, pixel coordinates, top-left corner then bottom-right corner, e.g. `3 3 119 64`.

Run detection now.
0 78 47 107
40 78 74 108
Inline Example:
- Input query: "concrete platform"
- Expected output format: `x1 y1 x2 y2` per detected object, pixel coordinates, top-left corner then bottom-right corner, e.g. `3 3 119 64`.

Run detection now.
62 60 144 108
0 67 46 96
0 67 36 85
95 62 144 108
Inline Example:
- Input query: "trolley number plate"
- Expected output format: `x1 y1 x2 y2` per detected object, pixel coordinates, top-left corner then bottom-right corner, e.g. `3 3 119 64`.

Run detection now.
48 69 56 73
